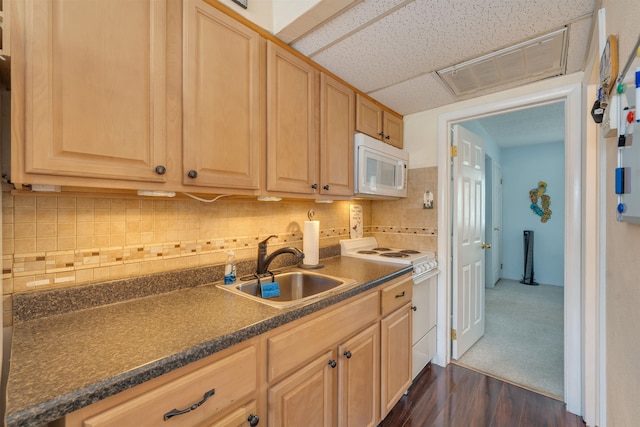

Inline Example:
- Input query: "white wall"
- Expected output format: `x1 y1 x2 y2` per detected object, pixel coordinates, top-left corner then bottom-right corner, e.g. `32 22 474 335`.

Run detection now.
502 142 565 286
403 73 584 169
217 0 274 31
273 0 320 33
601 1 640 425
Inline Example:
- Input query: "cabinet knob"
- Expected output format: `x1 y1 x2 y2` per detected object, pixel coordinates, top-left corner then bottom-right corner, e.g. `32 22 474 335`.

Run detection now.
378 132 385 137
155 165 167 175
343 351 352 359
385 135 391 140
323 184 330 191
187 170 198 179
328 359 337 368
411 306 417 312
248 414 260 426
311 183 318 190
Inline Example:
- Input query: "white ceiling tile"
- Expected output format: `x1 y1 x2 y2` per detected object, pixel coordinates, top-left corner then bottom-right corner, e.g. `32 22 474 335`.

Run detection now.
286 0 596 115
367 73 455 115
307 0 595 95
565 16 594 74
291 0 408 55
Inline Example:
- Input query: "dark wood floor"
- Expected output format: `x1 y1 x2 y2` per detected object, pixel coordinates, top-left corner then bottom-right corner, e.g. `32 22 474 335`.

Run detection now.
380 363 585 427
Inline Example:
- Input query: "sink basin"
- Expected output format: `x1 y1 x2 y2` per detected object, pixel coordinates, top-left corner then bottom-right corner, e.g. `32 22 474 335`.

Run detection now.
217 270 357 308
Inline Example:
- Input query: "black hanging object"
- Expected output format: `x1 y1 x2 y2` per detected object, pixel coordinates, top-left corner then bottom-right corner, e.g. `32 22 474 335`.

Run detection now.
591 99 604 124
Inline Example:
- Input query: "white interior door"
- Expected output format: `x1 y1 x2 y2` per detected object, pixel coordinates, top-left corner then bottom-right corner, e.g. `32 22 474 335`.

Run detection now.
452 125 485 359
492 162 503 286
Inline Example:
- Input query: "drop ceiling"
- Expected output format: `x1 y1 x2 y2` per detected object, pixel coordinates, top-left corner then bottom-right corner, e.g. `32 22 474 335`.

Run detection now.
282 0 597 116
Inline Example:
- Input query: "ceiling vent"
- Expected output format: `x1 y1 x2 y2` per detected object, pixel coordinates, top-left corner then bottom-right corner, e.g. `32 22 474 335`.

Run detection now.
436 27 568 97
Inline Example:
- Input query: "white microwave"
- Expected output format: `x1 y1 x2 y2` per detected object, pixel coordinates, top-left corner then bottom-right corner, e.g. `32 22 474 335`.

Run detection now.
354 133 408 198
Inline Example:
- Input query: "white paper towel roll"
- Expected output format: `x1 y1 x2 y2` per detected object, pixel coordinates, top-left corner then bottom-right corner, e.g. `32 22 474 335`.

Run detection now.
303 220 320 265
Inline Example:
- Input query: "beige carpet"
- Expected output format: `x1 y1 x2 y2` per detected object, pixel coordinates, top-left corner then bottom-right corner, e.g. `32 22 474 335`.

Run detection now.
455 278 564 399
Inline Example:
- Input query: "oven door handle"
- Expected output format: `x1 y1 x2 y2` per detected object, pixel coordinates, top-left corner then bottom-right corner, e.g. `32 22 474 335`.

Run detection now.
413 269 439 284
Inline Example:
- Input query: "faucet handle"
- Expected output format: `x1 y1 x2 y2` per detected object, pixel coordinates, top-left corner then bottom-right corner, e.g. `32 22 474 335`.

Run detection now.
259 235 278 246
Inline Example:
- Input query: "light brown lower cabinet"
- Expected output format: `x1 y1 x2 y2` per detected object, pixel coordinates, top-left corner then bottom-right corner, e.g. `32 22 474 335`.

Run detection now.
56 341 261 427
380 303 413 419
379 274 413 419
268 349 336 427
337 323 380 427
53 274 412 427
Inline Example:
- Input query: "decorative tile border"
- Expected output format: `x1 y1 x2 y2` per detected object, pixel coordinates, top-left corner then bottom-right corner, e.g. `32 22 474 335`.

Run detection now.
370 226 438 236
5 228 354 290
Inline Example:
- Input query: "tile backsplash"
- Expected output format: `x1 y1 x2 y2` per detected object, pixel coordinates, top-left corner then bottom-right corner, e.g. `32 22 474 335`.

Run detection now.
2 167 437 322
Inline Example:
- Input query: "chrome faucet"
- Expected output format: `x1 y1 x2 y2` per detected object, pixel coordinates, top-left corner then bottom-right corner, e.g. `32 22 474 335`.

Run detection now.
256 235 304 275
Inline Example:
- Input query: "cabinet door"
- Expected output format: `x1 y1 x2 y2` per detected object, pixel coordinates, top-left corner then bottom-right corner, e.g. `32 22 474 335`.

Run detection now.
197 400 258 427
183 0 262 190
268 349 336 427
266 41 318 194
337 323 379 427
320 73 354 197
380 304 412 418
20 0 172 183
355 94 383 140
383 113 404 149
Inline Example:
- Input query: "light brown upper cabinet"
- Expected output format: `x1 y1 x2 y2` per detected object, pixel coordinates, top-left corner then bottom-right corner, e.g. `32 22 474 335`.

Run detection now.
183 0 262 191
266 41 318 195
320 73 355 197
12 0 180 186
355 94 403 149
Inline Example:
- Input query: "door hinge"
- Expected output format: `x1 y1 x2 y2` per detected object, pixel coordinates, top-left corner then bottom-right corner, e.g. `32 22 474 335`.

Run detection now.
500 263 503 270
451 329 457 340
500 178 503 184
451 146 458 157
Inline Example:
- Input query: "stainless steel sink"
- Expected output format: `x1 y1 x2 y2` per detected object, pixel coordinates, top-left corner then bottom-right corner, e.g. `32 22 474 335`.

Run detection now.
217 270 357 308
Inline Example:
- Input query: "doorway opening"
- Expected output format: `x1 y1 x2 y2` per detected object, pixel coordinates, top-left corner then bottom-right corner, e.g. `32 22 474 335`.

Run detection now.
452 103 566 399
434 83 584 415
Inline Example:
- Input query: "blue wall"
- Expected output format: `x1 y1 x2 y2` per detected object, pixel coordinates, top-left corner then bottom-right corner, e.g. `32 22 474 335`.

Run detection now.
502 142 565 286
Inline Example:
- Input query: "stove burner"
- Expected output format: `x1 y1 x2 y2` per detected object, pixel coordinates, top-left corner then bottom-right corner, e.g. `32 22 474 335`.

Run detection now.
373 247 392 251
357 250 379 254
400 249 421 254
380 252 409 258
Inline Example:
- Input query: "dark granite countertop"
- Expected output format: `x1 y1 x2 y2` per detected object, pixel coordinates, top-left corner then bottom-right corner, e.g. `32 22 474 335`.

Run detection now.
5 256 411 427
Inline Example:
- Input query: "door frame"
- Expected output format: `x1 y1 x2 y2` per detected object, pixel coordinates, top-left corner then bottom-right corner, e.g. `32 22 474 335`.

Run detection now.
434 83 589 416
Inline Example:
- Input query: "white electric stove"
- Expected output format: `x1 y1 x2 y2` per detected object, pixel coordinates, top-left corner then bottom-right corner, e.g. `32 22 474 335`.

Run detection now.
339 237 437 280
340 237 439 380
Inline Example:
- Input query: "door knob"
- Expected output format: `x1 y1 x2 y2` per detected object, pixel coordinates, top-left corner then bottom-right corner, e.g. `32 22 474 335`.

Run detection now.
481 242 492 249
494 227 501 231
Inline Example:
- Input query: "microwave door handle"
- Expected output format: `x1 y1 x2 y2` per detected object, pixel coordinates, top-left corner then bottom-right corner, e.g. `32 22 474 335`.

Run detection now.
398 161 407 189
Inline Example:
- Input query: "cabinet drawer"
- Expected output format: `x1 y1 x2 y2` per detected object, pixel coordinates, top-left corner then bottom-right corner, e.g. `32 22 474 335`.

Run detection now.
83 346 257 427
380 276 412 317
267 291 379 382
